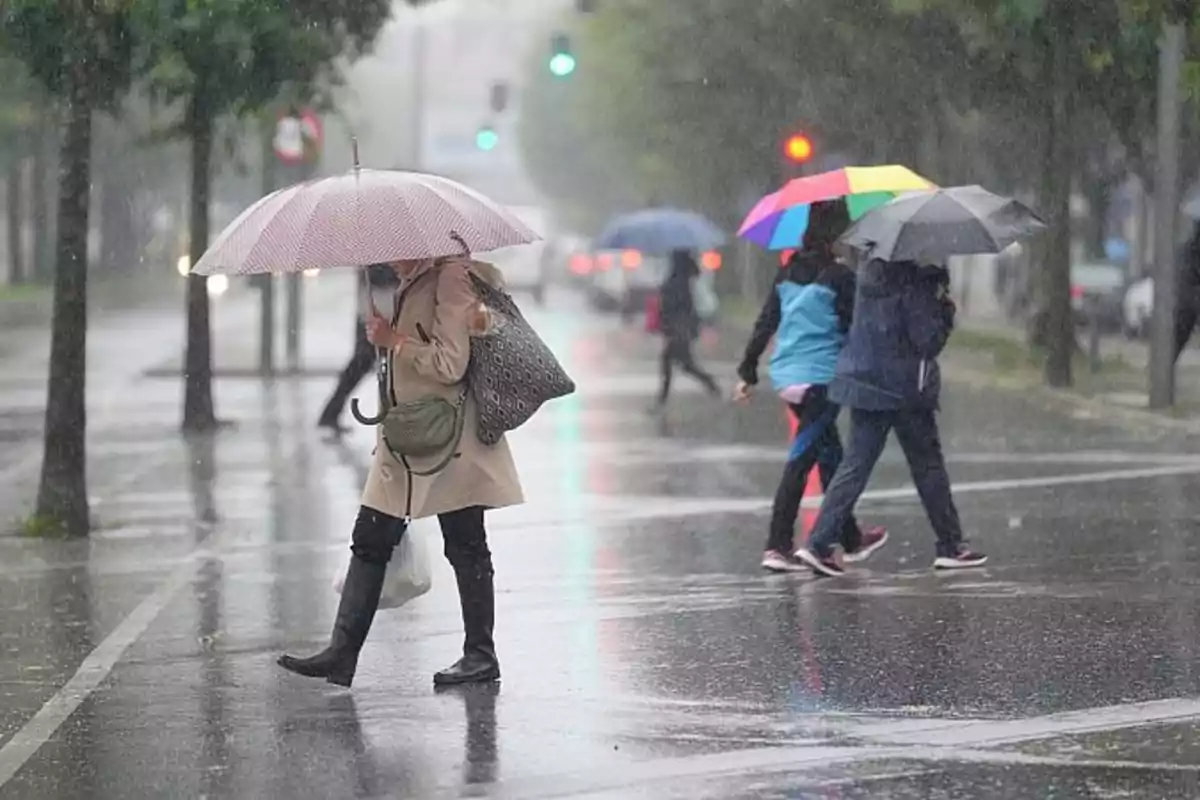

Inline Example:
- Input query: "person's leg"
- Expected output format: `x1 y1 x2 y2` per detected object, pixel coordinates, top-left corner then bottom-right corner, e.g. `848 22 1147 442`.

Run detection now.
796 408 892 575
814 418 889 561
278 507 406 686
891 409 983 568
319 327 377 429
656 339 675 406
676 339 720 396
1174 293 1197 363
763 393 837 570
435 506 500 685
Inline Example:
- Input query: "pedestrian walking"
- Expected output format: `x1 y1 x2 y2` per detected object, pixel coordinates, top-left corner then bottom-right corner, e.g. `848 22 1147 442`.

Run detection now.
1174 221 1200 362
793 258 987 576
280 255 525 688
318 264 399 434
655 249 720 408
734 201 887 573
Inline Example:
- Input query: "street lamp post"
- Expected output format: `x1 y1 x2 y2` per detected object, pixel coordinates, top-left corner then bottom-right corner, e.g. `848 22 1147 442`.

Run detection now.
1149 20 1184 410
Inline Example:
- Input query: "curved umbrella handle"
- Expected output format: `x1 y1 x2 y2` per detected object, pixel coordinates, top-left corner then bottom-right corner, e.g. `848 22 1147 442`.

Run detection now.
350 397 387 426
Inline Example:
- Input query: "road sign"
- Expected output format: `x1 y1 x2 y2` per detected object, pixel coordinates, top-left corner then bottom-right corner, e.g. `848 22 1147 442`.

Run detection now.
274 109 323 165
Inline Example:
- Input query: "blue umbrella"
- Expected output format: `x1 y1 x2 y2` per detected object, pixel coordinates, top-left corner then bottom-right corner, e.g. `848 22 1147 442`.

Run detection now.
594 208 726 255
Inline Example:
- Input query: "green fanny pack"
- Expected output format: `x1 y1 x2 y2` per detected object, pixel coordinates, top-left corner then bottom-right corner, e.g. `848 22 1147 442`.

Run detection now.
381 388 467 477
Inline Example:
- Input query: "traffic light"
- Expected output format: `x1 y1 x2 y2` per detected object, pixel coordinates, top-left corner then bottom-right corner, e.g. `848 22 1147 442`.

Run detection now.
490 82 509 114
784 133 814 165
549 32 577 77
475 125 499 152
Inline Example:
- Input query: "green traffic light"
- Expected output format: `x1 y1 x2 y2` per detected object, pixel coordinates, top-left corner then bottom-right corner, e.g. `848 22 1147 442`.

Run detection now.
549 52 577 77
476 127 499 151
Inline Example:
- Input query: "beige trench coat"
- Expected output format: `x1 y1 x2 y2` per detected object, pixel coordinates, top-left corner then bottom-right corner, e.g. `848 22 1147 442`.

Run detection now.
360 257 524 520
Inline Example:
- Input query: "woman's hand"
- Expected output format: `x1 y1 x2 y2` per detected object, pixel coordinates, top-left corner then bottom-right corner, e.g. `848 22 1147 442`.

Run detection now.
365 311 406 350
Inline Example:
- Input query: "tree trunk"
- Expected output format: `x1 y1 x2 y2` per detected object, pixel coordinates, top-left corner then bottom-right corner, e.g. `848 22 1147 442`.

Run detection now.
1041 13 1075 388
31 125 53 283
6 161 25 284
35 76 93 536
182 96 216 432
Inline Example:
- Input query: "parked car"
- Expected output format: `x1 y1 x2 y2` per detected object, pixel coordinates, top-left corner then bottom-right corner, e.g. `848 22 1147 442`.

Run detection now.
488 206 552 304
585 249 721 323
1070 261 1126 333
1122 276 1153 339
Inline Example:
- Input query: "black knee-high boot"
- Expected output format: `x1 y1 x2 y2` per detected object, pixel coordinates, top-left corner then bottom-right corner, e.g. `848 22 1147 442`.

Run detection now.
278 508 403 687
434 558 500 686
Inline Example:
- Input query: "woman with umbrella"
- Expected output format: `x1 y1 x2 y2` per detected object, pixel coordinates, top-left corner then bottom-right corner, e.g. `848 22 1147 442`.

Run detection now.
656 249 721 408
594 208 725 409
195 168 540 688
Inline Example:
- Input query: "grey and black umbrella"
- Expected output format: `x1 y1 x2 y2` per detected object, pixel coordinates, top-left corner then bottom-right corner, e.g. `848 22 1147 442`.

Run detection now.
839 185 1046 264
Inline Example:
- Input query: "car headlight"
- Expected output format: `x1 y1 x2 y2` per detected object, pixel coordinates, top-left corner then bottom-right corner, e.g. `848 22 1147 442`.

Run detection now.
207 275 229 298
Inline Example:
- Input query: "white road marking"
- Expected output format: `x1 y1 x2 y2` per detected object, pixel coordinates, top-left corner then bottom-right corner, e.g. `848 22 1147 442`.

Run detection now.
0 551 203 787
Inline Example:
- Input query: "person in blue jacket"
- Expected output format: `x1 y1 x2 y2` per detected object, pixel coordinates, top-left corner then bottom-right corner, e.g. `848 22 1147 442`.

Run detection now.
794 258 987 577
736 200 888 573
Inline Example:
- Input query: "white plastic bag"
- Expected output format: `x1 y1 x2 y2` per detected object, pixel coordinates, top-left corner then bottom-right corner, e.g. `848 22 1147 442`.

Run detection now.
333 527 432 610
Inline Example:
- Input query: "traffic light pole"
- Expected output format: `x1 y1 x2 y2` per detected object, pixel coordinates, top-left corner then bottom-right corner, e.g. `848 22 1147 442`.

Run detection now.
258 119 276 377
409 18 426 170
1149 20 1184 410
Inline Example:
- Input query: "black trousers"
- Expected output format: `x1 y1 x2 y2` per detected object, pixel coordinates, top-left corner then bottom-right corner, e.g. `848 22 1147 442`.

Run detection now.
319 323 377 426
658 336 718 403
766 387 864 555
350 505 491 573
809 407 964 559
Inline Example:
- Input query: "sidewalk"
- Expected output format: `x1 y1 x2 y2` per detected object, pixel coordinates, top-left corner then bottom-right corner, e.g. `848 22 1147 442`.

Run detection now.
0 272 362 531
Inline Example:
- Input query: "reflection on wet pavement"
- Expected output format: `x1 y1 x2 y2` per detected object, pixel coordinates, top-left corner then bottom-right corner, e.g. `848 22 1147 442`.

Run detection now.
3 284 1200 797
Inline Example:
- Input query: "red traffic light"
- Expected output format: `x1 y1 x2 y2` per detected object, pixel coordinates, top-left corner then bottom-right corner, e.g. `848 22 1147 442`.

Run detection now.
784 134 814 164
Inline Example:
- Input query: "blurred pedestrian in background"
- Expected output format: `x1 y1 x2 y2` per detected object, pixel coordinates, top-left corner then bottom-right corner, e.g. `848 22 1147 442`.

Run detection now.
1174 220 1200 362
734 201 887 572
318 264 400 434
655 249 720 409
794 258 987 576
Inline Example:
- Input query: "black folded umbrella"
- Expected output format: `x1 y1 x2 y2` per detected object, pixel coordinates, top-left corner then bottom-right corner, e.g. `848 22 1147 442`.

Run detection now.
839 185 1046 264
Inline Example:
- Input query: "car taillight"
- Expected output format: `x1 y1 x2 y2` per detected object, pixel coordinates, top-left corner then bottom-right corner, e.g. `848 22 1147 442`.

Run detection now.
569 254 592 275
621 249 643 270
596 253 614 271
701 251 722 271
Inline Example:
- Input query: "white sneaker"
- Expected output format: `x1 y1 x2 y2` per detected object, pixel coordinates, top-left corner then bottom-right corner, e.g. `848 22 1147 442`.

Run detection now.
933 546 988 570
761 550 808 573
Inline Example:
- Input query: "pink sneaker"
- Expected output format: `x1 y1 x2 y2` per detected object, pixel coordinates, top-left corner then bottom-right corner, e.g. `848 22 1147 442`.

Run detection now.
844 527 889 564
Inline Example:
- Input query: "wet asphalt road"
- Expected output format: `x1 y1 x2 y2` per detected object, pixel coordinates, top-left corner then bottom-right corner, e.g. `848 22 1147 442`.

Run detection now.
4 275 1200 798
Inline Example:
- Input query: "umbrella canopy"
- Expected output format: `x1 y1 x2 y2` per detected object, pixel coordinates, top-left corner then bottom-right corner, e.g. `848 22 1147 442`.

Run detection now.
192 169 540 276
838 185 1046 264
739 165 934 250
594 208 725 256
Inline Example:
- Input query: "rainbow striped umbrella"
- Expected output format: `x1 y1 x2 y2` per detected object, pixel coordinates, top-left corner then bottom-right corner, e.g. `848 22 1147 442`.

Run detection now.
738 165 935 250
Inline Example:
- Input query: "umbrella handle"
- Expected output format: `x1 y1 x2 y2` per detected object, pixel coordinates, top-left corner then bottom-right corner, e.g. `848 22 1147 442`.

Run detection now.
350 398 387 426
351 346 391 426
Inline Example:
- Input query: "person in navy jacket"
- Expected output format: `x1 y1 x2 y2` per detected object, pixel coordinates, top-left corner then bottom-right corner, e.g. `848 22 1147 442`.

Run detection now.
735 201 887 573
794 258 988 576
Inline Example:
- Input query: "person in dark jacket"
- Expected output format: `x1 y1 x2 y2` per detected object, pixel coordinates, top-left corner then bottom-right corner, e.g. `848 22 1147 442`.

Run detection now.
1174 221 1200 361
318 264 400 433
794 258 987 577
735 200 887 572
655 249 720 407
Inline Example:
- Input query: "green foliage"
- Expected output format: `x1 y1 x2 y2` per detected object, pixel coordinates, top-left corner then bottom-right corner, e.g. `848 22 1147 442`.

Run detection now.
1 0 135 106
132 0 389 127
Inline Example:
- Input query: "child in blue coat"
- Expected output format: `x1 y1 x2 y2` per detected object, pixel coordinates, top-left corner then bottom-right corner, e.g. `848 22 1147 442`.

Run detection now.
736 201 887 572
